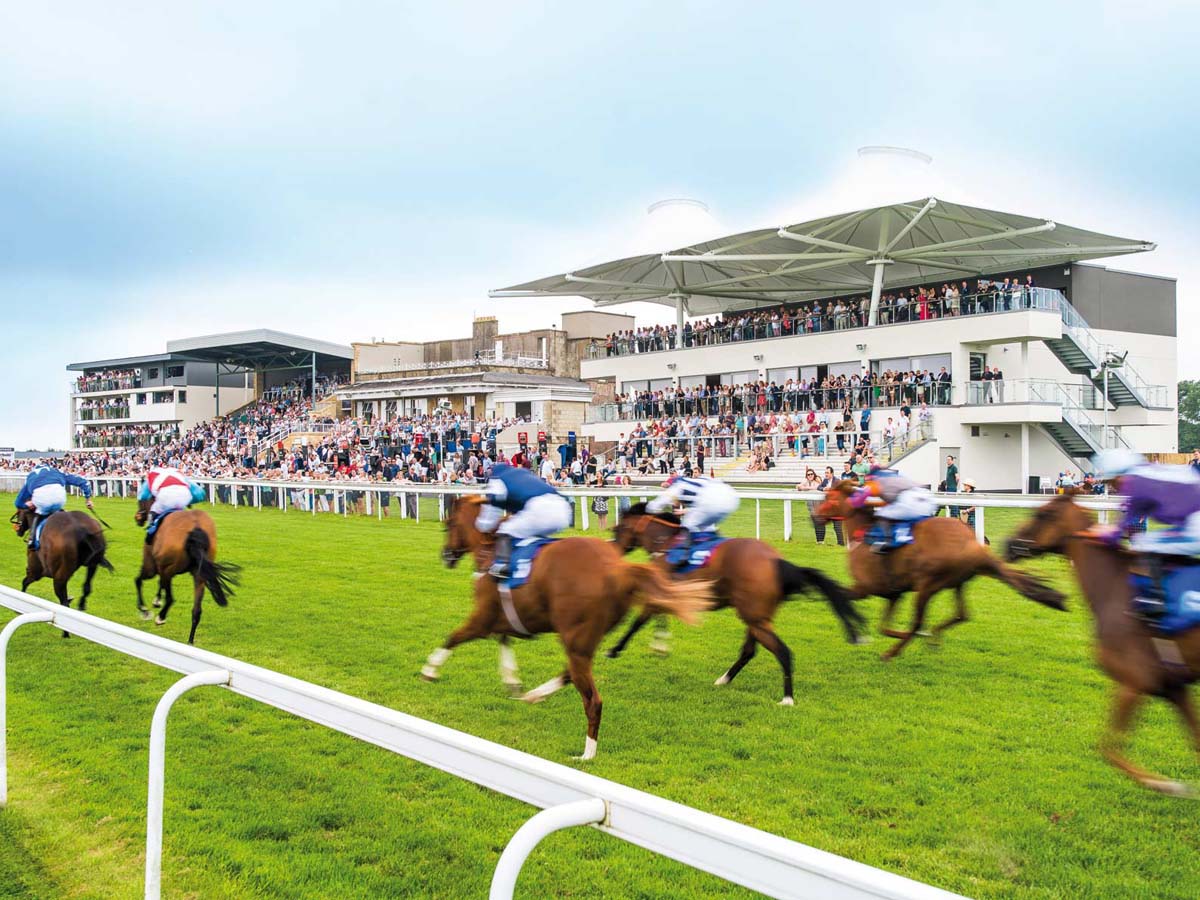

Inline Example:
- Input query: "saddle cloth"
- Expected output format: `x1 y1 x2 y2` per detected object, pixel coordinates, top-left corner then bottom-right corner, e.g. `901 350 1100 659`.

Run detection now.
666 531 728 573
1131 561 1200 636
31 511 58 549
505 537 557 590
146 508 179 541
867 517 929 550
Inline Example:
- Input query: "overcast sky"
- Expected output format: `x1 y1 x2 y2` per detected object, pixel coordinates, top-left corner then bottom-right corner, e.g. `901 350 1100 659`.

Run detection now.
3 1 1198 448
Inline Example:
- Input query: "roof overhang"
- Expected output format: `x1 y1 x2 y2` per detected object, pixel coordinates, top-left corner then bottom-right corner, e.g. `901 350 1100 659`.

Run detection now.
165 329 353 371
490 198 1155 316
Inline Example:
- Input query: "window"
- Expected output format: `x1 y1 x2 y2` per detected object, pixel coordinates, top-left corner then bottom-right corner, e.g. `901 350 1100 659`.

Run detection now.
166 365 184 378
152 391 173 404
720 370 758 386
767 366 798 383
677 375 706 389
148 368 159 380
515 401 532 419
136 393 147 405
177 390 187 404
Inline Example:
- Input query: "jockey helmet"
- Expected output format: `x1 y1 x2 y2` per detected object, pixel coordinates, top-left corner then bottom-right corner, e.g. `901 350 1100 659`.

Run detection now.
1091 448 1145 481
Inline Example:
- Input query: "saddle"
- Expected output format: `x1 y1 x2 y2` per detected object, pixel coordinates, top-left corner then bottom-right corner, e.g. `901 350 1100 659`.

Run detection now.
145 509 178 545
665 531 728 573
1130 556 1200 637
29 510 58 551
504 537 557 590
867 518 926 551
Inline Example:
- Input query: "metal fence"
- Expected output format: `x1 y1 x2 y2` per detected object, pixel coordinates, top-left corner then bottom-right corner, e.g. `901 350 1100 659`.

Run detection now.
0 585 969 900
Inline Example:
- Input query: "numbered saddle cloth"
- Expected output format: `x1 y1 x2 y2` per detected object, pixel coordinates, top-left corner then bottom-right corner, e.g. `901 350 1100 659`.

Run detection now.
1131 562 1200 636
665 531 728 574
505 538 557 590
867 518 927 550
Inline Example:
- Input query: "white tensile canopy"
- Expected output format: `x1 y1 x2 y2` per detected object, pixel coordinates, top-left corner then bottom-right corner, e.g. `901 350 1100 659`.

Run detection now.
490 198 1154 327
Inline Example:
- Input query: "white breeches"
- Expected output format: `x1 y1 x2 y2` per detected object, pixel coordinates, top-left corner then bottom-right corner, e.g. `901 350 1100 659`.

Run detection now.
876 487 939 521
1130 512 1200 556
496 494 573 541
680 481 740 533
151 484 194 516
30 484 67 515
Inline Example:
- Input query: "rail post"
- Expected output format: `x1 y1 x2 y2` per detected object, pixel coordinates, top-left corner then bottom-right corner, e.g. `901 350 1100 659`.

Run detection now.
0 610 55 807
783 500 792 542
489 798 607 900
145 669 230 900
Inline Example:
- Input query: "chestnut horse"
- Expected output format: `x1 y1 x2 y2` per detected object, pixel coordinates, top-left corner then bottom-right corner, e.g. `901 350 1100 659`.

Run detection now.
608 503 864 705
424 496 712 760
134 498 239 645
13 508 113 635
1007 492 1200 795
815 480 1066 660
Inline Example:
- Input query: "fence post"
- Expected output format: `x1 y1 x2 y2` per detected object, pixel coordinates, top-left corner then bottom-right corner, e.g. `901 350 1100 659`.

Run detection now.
755 499 761 540
145 669 229 900
490 798 607 900
975 507 986 545
580 496 589 531
783 500 792 542
1 611 55 807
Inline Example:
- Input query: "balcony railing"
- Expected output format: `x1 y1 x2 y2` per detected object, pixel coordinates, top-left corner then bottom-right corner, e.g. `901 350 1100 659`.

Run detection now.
586 382 955 423
585 287 1067 360
72 429 181 449
73 376 141 394
77 406 132 422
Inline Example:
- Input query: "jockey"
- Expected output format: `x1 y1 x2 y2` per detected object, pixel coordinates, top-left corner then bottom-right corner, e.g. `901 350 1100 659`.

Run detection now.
14 464 94 549
857 467 939 553
476 462 573 579
646 473 740 554
138 466 207 543
1092 448 1200 613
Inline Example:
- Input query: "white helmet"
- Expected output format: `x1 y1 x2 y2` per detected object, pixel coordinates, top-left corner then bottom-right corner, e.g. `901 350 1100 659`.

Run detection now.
1091 448 1145 481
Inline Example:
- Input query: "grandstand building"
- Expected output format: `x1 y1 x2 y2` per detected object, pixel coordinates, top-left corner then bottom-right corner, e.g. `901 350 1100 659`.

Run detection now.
493 199 1179 490
339 311 629 441
67 330 352 452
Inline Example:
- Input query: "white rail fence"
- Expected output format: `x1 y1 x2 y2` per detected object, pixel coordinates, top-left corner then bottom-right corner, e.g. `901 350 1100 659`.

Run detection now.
1 473 1122 546
0 586 967 900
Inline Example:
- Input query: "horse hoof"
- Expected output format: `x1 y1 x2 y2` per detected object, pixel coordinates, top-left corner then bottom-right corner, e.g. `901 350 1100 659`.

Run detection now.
852 635 871 645
140 610 151 621
778 696 795 707
714 673 731 686
504 683 524 698
650 644 670 657
153 601 162 609
880 652 896 663
420 667 439 682
916 630 932 638
1147 779 1194 798
605 649 620 659
153 617 166 627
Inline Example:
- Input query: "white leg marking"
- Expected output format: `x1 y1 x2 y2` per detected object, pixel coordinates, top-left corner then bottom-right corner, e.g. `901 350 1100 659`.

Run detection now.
520 675 565 703
714 672 731 686
576 736 598 761
421 647 451 680
650 628 671 656
779 696 795 707
153 616 166 627
498 642 521 687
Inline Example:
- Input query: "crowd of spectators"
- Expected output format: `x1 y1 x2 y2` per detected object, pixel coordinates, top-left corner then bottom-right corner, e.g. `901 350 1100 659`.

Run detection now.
74 368 142 393
76 397 132 421
596 275 1043 357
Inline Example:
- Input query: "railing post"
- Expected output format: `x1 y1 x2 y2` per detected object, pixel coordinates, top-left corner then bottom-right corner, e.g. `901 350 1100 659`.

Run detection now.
783 500 792 542
580 496 589 531
975 507 986 544
1 611 55 807
145 669 229 900
489 798 607 900
755 499 761 539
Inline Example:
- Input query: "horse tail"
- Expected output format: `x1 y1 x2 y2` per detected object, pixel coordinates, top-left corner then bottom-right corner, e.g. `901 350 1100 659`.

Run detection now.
624 562 712 626
79 528 115 574
776 558 864 642
983 556 1067 611
185 527 240 608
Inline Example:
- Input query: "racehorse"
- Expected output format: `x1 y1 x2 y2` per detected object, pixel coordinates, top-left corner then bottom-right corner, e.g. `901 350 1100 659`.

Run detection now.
134 498 239 645
1007 492 1200 796
608 502 864 705
815 480 1066 660
12 508 113 636
424 495 713 760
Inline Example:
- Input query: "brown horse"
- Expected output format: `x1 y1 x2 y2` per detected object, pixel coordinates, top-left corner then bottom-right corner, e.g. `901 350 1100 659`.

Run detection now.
424 496 712 760
815 480 1066 660
13 508 113 635
608 502 864 705
1007 493 1200 795
134 499 239 645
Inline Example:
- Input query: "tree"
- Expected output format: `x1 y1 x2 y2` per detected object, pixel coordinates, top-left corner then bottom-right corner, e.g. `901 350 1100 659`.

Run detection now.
1179 380 1200 453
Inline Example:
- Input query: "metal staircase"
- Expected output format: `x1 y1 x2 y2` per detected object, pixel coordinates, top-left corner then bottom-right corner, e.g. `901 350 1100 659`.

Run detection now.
1026 380 1129 460
1043 294 1168 409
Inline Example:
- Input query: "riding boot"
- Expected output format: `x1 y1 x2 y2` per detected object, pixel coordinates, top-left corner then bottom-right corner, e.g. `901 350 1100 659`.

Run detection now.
871 520 893 555
665 530 694 568
28 512 48 550
144 513 160 546
1138 554 1167 621
489 533 513 579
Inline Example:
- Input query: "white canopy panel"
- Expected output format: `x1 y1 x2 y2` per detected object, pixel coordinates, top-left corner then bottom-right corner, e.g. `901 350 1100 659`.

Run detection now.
490 198 1154 317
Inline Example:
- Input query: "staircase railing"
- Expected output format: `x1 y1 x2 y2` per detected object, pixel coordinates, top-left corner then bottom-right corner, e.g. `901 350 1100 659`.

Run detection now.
1054 294 1167 408
1026 379 1129 452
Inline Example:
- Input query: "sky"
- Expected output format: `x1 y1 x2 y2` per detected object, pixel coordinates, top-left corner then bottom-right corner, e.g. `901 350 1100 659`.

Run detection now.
3 0 1198 448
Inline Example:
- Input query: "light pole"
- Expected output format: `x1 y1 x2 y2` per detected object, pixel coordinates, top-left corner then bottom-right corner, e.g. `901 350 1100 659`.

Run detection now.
1100 350 1127 449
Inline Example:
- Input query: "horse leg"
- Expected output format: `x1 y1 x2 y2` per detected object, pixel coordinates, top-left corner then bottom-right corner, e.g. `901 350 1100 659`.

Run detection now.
749 623 794 706
79 563 98 614
1102 683 1190 796
497 635 522 696
187 573 205 645
650 616 672 657
605 609 652 659
879 593 906 639
1164 686 1200 785
714 629 757 687
421 600 497 681
52 576 72 638
520 667 572 704
567 653 602 761
155 579 176 626
881 587 935 661
135 550 156 620
929 584 969 645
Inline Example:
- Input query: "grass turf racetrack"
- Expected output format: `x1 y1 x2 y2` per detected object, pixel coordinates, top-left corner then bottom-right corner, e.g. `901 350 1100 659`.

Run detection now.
0 493 1195 900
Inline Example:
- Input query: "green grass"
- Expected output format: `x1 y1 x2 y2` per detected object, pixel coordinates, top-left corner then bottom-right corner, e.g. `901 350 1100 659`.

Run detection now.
0 493 1196 899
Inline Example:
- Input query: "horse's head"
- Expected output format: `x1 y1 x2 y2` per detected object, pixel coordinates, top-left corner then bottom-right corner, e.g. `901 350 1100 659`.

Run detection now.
11 508 33 538
1006 489 1094 561
442 495 487 568
814 479 859 523
612 502 680 556
134 496 152 527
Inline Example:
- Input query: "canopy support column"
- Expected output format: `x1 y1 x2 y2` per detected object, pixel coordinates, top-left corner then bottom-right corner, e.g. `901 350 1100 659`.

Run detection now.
670 291 688 349
867 261 887 327
214 364 220 417
312 353 317 402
